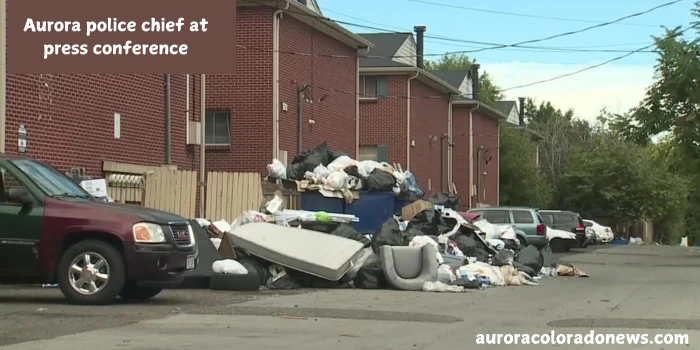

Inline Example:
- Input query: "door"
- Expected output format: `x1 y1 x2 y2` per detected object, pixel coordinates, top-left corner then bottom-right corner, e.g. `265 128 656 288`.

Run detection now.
511 209 537 236
0 164 44 278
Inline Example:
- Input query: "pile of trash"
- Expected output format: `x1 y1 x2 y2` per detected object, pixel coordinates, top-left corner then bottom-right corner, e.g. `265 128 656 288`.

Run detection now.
266 142 424 202
192 193 588 293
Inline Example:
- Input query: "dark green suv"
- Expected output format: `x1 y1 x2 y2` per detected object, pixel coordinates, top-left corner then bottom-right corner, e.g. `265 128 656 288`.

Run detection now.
467 207 548 248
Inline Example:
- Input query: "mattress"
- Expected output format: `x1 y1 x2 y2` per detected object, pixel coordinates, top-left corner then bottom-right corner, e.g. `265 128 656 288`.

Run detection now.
228 222 365 281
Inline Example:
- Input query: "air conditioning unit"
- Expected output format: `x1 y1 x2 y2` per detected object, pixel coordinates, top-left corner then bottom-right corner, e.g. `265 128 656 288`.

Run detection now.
187 121 201 145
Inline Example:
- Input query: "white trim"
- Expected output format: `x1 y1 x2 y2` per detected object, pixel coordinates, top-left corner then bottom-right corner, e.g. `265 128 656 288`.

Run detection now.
406 71 419 170
447 98 453 187
272 6 287 160
469 108 474 209
496 122 500 205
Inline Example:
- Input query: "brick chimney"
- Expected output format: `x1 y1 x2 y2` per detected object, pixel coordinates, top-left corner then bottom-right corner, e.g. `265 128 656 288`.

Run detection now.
471 64 480 100
518 97 526 126
414 25 426 69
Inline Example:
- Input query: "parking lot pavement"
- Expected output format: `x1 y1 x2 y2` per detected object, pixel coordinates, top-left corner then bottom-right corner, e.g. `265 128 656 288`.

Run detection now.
3 244 700 349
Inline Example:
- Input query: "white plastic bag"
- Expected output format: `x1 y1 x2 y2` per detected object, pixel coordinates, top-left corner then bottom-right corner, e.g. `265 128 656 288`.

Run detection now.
327 156 356 172
267 159 287 179
325 171 349 190
472 219 500 240
195 218 211 228
313 164 331 178
210 238 222 250
487 239 505 250
231 211 267 230
437 264 457 283
500 225 517 240
423 281 465 293
680 236 688 247
265 195 283 214
357 160 382 178
212 259 248 275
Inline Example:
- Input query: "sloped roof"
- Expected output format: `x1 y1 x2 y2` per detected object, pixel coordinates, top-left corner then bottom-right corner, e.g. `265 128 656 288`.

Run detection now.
358 33 413 68
495 101 517 116
431 70 470 90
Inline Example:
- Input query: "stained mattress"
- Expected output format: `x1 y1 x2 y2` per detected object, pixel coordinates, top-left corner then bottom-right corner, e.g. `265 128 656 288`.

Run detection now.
228 222 365 281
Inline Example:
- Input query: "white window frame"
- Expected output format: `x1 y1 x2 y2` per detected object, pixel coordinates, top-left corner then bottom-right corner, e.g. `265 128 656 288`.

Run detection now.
205 111 231 146
359 75 378 99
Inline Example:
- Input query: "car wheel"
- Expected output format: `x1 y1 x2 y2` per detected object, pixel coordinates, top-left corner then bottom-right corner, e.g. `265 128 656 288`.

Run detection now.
517 236 527 247
57 240 126 305
550 238 566 253
119 284 163 302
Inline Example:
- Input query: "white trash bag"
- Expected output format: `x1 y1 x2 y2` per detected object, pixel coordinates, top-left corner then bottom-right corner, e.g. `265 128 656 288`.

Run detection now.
212 259 248 275
327 156 356 172
267 159 287 179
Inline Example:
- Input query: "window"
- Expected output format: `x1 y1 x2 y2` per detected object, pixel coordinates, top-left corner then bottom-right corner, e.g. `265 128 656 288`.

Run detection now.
359 75 388 99
512 210 534 223
583 221 593 227
483 210 510 224
553 212 576 226
11 159 90 198
358 145 387 162
205 111 231 145
0 166 27 204
540 214 554 225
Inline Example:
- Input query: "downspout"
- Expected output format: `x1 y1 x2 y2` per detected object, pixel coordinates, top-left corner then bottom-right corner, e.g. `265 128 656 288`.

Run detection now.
406 70 419 170
447 96 454 191
199 74 206 218
165 74 172 164
186 74 190 145
272 2 289 161
496 122 500 205
0 0 6 153
468 108 474 208
356 47 369 157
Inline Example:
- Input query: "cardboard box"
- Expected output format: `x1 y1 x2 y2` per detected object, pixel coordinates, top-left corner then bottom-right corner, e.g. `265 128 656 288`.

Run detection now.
401 200 434 221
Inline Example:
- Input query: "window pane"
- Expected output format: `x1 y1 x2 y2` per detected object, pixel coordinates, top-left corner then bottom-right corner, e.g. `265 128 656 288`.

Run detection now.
541 214 554 225
584 221 593 227
213 113 230 144
205 113 216 144
358 146 377 161
0 167 27 203
512 210 534 223
365 76 377 97
359 76 366 97
484 210 509 223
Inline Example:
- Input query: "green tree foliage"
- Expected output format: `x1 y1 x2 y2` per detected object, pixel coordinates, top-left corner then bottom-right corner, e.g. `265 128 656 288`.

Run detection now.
498 125 551 208
424 53 503 104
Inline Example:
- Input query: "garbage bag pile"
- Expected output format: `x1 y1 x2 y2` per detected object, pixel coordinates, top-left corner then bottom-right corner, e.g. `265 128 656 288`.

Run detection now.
193 194 587 293
266 142 424 202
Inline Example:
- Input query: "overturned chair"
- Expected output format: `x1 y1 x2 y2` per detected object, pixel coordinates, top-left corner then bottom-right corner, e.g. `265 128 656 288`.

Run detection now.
379 245 438 291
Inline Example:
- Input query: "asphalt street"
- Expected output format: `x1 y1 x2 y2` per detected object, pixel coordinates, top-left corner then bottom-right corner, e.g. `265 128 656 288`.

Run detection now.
0 244 699 349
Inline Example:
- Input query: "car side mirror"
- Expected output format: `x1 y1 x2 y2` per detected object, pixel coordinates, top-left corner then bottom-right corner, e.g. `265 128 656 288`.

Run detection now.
8 188 33 208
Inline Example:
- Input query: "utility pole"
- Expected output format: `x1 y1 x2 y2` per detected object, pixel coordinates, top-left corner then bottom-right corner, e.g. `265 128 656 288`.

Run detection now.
199 74 206 218
297 84 309 153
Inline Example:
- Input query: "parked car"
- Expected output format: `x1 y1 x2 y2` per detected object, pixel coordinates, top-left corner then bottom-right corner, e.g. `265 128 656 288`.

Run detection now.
467 207 548 248
539 210 590 248
0 155 199 305
545 227 579 252
583 219 614 244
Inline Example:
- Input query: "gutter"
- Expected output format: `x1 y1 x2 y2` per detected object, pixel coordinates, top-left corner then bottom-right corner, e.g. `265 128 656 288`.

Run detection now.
447 96 454 188
165 74 172 164
406 71 419 170
356 47 369 157
469 108 474 208
454 100 507 120
360 67 459 95
0 0 6 153
272 2 289 161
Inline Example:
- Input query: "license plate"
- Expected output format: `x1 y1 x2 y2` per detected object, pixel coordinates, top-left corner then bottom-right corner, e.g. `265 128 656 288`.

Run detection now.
186 255 196 270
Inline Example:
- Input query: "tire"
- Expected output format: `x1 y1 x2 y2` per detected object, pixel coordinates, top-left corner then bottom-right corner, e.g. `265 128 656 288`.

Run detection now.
57 240 126 305
517 236 527 247
550 238 566 253
119 284 163 301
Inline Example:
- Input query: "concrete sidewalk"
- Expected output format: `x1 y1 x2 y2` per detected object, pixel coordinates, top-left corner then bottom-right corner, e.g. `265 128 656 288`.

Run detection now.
2 245 699 349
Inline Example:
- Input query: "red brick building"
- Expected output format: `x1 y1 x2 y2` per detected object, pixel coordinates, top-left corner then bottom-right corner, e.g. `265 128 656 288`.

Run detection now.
357 28 506 208
3 0 371 178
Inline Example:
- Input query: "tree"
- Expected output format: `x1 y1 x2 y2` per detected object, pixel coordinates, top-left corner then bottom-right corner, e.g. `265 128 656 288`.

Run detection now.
424 53 503 105
498 125 551 208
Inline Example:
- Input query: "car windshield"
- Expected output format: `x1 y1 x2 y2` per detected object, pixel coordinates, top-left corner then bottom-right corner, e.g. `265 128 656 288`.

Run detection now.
11 159 92 198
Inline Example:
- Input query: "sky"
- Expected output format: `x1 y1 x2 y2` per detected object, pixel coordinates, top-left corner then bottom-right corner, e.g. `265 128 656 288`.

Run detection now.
324 0 696 122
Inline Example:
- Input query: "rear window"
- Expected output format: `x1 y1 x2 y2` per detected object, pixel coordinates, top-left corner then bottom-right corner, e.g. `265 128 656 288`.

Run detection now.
483 210 510 224
553 212 577 225
584 221 593 227
512 210 534 223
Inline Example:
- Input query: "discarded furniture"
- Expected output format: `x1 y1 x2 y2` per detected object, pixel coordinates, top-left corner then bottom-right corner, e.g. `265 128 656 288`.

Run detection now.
380 245 438 291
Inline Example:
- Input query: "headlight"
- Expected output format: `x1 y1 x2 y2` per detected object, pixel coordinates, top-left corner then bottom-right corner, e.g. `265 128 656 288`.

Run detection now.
132 222 166 243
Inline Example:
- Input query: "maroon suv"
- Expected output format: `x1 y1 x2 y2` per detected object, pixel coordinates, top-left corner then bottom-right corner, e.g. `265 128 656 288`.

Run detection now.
0 155 199 305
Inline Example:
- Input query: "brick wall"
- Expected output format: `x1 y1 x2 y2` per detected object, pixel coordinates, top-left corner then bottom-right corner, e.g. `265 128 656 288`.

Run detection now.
6 74 193 178
358 75 408 165
472 111 499 207
204 6 274 174
452 106 471 210
279 15 358 158
409 80 449 197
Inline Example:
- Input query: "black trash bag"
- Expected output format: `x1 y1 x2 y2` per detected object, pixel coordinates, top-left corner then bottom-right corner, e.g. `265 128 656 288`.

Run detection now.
540 244 562 268
268 276 302 290
237 257 271 287
300 222 339 233
353 261 386 289
502 239 521 251
492 250 515 267
286 162 307 181
451 225 497 263
408 209 438 236
328 149 348 162
451 277 482 290
512 261 536 277
370 217 423 253
331 223 371 246
287 142 334 180
397 184 424 202
366 168 396 192
344 165 361 178
288 269 344 289
428 192 459 210
516 245 544 274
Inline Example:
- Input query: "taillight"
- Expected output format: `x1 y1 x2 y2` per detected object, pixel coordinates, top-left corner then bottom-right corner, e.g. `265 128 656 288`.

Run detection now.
575 224 585 231
536 224 545 235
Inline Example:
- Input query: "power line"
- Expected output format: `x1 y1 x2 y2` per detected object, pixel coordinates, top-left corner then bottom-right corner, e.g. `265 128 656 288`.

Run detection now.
403 0 674 28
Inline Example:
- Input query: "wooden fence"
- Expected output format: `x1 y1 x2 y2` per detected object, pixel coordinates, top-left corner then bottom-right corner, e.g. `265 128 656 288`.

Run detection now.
205 172 264 222
142 168 198 219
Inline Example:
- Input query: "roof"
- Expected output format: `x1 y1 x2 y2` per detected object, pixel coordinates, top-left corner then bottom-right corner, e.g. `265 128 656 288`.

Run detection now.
495 101 517 116
431 70 469 90
452 98 508 120
357 33 413 68
239 0 372 49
